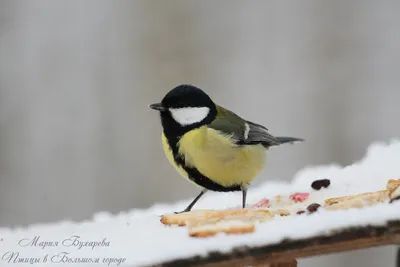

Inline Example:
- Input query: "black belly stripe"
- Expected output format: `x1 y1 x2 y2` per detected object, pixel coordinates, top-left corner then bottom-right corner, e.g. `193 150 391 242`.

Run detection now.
181 164 241 192
165 132 241 192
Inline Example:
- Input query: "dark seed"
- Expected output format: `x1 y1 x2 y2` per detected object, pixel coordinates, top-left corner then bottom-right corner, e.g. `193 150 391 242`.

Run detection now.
307 203 321 213
390 196 400 203
311 179 331 190
329 201 338 205
296 210 306 215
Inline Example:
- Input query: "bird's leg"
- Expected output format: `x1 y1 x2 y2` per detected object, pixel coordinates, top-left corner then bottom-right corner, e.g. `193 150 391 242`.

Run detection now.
242 187 247 209
175 189 207 214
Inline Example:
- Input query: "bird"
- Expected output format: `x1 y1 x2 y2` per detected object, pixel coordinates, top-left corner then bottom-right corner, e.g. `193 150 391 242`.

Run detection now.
149 84 303 213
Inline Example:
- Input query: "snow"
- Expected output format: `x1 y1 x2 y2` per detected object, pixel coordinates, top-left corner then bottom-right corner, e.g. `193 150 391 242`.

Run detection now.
1 140 400 267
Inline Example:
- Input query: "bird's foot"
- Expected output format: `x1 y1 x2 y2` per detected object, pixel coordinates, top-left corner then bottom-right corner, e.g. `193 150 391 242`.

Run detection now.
158 209 191 217
173 209 191 214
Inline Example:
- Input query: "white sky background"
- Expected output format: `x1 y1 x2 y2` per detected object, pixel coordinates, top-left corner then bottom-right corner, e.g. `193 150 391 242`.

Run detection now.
1 1 400 266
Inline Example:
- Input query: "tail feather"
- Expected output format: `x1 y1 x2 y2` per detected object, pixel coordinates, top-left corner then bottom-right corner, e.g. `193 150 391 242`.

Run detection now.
276 136 304 145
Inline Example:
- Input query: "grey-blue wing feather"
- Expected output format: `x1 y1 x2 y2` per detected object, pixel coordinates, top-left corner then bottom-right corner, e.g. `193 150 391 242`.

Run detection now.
242 121 280 147
208 106 280 148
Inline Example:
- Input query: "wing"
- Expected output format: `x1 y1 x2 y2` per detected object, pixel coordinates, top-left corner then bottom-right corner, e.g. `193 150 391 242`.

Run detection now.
208 105 280 148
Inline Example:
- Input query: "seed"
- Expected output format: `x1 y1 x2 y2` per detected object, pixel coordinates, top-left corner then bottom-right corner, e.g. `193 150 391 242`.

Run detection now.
307 203 321 213
311 179 331 190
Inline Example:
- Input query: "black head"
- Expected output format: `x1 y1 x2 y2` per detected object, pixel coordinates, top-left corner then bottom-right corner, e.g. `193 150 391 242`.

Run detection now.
149 84 217 137
153 84 215 109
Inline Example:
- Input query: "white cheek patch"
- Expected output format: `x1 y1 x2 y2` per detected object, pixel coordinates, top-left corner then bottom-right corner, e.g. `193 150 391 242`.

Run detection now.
170 107 210 126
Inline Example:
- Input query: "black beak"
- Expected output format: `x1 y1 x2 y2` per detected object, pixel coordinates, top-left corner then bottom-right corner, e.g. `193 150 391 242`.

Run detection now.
149 103 167 111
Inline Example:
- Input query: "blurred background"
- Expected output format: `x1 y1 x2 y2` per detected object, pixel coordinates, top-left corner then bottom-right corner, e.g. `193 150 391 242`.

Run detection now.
1 1 399 266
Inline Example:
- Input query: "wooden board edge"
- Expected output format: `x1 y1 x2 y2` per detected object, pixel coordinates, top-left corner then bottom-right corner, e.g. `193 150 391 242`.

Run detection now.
151 220 400 267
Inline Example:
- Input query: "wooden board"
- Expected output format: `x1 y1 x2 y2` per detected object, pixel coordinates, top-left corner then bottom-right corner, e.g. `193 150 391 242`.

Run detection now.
152 220 400 267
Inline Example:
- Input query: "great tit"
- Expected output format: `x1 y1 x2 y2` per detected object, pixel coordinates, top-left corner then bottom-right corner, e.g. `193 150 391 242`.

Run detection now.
150 84 303 213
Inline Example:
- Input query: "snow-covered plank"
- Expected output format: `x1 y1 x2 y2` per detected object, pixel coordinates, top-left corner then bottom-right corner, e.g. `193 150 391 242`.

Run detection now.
1 140 400 267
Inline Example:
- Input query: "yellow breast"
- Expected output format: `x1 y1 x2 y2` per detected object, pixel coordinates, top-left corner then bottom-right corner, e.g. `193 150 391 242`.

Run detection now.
161 133 191 183
162 127 267 188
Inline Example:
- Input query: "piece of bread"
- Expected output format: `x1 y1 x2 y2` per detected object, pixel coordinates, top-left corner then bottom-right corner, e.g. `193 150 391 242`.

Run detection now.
387 179 400 193
187 209 273 224
270 208 291 216
188 219 255 238
160 209 273 226
160 210 214 226
324 190 389 210
390 186 400 200
185 209 272 237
